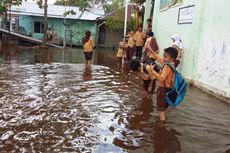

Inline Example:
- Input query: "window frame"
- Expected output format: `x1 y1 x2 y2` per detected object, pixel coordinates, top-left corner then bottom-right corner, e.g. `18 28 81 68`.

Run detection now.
34 21 44 33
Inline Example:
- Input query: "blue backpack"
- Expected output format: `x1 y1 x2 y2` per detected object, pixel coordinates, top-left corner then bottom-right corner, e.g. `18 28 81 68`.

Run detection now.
163 63 187 106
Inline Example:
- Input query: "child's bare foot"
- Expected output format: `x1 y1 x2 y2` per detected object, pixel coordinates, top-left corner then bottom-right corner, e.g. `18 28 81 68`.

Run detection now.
142 91 148 97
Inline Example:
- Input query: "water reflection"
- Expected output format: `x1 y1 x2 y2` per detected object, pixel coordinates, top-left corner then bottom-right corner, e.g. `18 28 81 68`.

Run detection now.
153 121 181 153
34 49 53 64
83 66 92 81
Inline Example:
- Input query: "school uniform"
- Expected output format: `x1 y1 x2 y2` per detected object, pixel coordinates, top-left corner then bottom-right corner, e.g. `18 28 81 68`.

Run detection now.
83 38 94 60
151 64 174 111
134 31 144 59
127 35 135 61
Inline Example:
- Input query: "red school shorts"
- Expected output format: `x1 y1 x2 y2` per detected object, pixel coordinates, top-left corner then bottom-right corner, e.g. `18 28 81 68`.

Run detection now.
157 87 169 111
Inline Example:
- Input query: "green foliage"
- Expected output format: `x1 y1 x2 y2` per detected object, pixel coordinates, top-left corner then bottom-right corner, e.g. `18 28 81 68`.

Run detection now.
105 0 124 13
36 0 43 8
0 2 5 13
54 0 126 13
53 0 144 31
105 7 135 32
63 10 76 16
0 0 22 13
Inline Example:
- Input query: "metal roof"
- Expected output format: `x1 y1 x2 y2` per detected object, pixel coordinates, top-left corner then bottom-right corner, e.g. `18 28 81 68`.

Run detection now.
10 2 105 21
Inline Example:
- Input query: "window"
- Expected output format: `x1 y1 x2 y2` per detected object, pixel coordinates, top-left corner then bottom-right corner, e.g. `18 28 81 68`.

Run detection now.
34 21 44 33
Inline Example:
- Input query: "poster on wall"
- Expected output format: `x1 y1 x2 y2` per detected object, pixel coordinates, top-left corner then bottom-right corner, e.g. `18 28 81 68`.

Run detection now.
178 5 195 24
160 0 183 10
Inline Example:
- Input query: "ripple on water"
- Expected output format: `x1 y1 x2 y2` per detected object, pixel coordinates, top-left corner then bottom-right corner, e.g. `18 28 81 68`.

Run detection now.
0 51 230 153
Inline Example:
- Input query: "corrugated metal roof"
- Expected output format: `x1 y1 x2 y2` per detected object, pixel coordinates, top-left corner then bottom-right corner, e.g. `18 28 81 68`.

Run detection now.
10 2 104 21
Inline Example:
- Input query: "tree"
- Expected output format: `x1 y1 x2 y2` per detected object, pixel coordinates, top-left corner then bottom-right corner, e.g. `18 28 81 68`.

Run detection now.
0 0 22 32
0 0 23 14
105 0 124 13
43 0 48 45
104 0 147 32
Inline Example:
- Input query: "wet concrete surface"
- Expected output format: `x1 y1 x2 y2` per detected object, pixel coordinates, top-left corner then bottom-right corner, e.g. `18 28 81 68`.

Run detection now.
0 42 230 153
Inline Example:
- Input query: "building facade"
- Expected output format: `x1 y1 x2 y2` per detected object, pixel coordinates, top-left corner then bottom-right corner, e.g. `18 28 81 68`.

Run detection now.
19 15 97 46
10 2 104 46
145 0 230 101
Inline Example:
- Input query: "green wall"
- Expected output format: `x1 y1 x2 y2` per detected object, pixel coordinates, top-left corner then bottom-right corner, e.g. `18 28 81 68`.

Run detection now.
19 15 97 46
149 0 230 98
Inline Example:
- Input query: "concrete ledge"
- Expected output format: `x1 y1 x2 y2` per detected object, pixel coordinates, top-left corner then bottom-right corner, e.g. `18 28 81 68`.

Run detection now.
185 78 230 104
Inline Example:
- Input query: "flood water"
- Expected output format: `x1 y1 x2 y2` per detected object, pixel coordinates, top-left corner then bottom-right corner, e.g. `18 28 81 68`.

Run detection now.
0 42 230 153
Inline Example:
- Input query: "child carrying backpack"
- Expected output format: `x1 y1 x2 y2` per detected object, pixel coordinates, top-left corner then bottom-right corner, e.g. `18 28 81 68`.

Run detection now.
146 47 186 121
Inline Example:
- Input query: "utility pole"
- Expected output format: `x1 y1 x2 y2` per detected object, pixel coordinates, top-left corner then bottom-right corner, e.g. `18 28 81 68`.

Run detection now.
135 0 139 30
43 0 48 46
124 0 129 38
63 0 67 48
6 1 12 43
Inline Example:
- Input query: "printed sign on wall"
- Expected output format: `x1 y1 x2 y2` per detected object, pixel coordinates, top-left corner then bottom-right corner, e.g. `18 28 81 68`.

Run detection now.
178 5 195 24
160 0 183 10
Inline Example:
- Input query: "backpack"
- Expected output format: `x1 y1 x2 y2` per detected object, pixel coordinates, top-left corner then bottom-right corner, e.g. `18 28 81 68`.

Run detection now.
163 63 187 106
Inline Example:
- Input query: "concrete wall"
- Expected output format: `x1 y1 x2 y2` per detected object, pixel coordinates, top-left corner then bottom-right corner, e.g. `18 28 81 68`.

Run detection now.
19 15 97 46
151 0 230 101
19 16 33 36
103 30 123 48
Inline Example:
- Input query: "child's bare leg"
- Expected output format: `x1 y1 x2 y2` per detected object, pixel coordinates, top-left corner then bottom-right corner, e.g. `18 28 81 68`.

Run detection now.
121 56 125 68
147 80 153 92
87 60 91 66
159 111 166 121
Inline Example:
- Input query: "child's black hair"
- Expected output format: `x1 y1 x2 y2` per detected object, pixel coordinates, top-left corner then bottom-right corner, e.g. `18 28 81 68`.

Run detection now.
147 18 152 22
146 32 154 37
164 47 178 61
130 59 141 71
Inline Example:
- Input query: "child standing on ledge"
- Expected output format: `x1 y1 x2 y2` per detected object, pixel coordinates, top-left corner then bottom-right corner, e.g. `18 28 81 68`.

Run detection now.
82 31 94 66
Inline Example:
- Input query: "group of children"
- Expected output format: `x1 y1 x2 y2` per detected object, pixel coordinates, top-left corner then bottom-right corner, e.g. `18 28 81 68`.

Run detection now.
81 22 184 121
124 26 184 121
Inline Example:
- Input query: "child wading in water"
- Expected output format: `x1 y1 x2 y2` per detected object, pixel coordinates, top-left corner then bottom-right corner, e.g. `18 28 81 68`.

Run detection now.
116 37 126 68
82 31 94 66
126 31 135 62
130 59 160 97
146 47 178 121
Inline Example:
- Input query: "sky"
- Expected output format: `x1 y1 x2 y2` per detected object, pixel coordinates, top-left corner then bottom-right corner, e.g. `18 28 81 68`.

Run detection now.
24 0 56 4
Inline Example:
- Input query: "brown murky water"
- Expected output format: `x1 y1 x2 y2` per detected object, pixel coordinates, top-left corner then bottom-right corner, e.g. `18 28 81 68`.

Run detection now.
0 42 230 153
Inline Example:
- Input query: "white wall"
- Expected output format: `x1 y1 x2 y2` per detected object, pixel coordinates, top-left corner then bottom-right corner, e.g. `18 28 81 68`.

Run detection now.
196 0 230 98
152 0 230 100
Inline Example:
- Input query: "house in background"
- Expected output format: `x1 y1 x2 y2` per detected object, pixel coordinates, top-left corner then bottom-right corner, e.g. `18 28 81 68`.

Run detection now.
10 2 104 46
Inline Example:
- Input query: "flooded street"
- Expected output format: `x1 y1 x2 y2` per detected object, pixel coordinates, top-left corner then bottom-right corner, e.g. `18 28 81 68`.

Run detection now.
0 43 230 153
